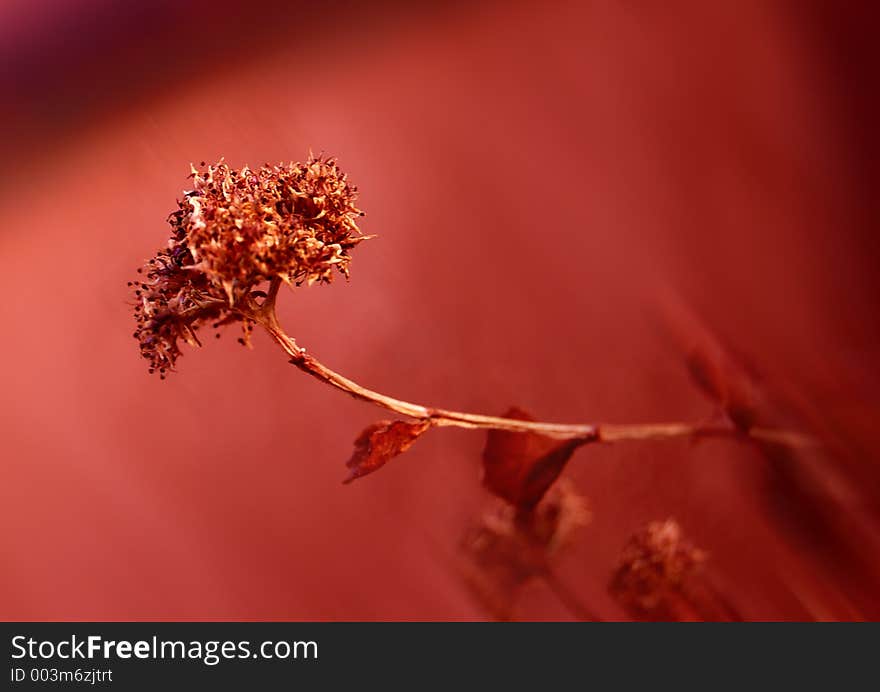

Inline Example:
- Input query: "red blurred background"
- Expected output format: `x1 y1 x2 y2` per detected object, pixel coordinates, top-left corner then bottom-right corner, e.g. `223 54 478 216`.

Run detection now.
1 0 878 620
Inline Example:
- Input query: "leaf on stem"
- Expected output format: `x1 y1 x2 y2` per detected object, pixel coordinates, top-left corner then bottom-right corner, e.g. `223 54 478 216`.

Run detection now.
343 419 432 483
685 344 763 432
482 407 587 509
660 295 765 431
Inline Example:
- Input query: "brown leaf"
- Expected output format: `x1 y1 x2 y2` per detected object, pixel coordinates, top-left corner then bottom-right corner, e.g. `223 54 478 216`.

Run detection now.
343 419 431 484
685 345 762 432
482 407 587 509
660 294 765 431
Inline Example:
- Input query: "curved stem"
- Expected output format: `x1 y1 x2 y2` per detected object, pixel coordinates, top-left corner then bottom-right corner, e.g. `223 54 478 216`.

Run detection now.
261 311 593 436
243 294 818 448
263 276 282 310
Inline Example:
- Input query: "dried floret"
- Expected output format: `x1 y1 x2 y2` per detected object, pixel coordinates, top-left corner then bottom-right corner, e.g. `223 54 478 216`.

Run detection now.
610 520 705 611
459 481 591 619
131 155 368 375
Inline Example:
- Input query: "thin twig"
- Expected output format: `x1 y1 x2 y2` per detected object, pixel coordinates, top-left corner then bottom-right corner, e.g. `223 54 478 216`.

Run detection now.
228 290 819 449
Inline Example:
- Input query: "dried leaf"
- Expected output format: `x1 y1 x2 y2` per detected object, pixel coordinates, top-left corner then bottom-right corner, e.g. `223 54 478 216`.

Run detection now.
685 346 762 432
482 407 586 509
343 419 431 483
660 295 765 431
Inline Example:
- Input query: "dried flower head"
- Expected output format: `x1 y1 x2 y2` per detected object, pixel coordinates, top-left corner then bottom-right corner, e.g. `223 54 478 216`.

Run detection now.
131 155 367 376
459 481 590 619
609 519 707 614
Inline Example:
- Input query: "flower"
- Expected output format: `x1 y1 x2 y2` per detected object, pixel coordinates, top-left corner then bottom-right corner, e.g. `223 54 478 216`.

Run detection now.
609 519 707 615
131 155 367 376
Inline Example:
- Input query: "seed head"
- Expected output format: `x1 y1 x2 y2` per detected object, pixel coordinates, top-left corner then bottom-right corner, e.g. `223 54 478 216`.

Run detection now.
132 155 368 375
609 519 707 612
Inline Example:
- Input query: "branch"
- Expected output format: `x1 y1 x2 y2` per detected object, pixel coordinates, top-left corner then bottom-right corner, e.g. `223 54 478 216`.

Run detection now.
241 294 818 449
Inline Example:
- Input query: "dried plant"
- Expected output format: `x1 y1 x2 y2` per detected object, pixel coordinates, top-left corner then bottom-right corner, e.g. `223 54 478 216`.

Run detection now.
609 520 741 621
132 156 366 376
131 155 823 620
131 154 815 475
458 480 593 620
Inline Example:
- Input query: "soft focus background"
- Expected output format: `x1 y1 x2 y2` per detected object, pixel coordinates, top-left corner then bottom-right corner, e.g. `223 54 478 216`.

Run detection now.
1 0 878 620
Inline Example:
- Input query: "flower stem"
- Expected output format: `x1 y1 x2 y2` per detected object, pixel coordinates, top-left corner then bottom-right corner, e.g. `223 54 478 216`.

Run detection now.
246 294 818 449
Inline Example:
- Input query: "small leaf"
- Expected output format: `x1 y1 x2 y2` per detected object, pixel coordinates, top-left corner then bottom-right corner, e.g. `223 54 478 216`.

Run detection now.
482 407 587 509
343 419 431 483
685 346 761 432
661 295 764 431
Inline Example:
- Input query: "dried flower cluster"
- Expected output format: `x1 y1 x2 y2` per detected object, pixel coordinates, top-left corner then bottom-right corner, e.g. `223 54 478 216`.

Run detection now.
608 519 706 614
459 481 591 620
131 156 366 375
